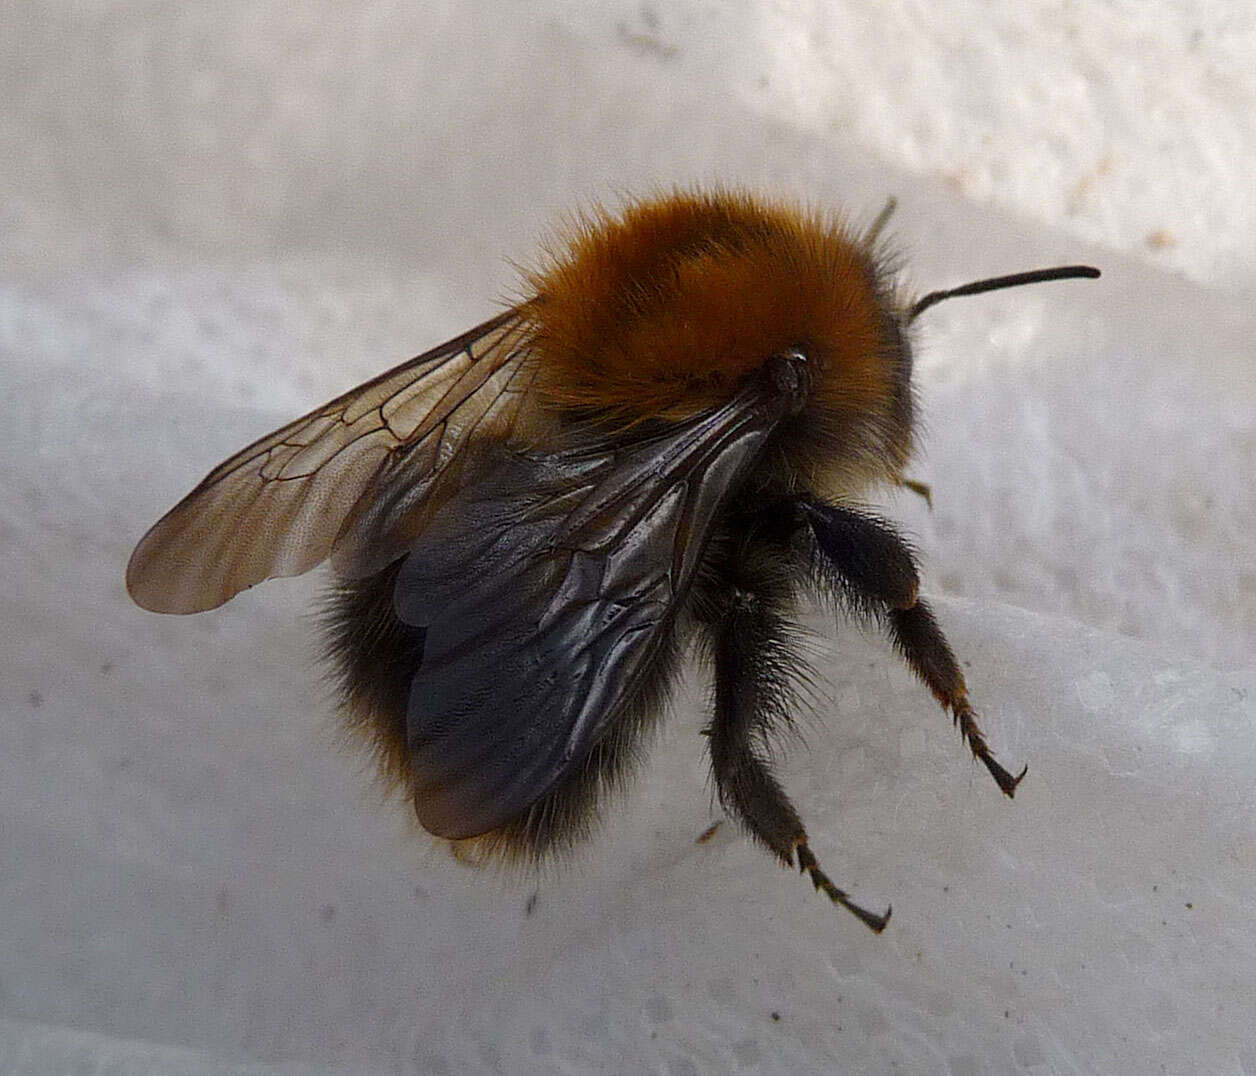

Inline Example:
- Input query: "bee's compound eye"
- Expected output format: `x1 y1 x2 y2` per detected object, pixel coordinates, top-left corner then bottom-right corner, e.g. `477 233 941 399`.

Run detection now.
764 349 809 415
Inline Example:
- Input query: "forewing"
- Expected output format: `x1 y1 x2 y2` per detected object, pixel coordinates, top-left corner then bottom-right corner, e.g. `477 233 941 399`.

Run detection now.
394 376 794 839
126 310 531 613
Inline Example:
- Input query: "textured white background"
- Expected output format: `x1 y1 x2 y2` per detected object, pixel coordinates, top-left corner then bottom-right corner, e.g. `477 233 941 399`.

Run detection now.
2 3 1254 1073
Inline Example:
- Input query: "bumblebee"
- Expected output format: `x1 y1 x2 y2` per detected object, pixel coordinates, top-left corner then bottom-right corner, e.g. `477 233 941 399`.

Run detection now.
128 189 1097 930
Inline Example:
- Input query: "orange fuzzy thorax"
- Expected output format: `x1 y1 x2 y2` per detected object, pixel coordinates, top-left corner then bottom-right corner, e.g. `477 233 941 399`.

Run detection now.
523 190 903 450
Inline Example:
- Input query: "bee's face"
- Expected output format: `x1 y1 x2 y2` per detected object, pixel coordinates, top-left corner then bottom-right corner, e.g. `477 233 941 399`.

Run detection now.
754 299 917 505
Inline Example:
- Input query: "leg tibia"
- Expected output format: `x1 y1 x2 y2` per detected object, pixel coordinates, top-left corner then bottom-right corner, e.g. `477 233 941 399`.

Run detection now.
887 600 1026 797
707 588 889 931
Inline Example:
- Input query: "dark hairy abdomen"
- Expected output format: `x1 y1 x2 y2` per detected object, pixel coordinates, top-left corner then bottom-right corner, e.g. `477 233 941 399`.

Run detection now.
322 554 684 863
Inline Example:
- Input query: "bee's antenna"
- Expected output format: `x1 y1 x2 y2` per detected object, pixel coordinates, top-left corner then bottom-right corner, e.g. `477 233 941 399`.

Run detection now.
909 265 1100 322
864 196 898 246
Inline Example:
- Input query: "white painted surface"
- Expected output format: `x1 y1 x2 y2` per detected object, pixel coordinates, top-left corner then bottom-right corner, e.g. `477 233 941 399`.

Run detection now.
3 4 1253 1073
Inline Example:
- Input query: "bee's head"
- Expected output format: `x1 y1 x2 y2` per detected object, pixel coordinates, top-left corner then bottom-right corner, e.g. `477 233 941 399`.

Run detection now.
524 188 1096 500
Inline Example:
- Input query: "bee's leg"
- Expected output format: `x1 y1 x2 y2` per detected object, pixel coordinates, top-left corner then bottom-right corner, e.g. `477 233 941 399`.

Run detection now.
706 586 890 932
802 500 1025 798
801 501 920 610
885 599 1026 797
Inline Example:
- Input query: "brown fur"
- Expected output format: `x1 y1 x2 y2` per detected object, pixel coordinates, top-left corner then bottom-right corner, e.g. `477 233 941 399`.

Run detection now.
522 189 913 495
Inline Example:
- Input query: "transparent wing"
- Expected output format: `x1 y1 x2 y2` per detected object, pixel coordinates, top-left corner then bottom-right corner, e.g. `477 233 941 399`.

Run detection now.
127 309 532 613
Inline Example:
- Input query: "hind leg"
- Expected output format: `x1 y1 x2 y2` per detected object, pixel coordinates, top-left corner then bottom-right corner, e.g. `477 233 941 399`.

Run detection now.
706 585 890 933
803 499 1025 797
886 600 1026 796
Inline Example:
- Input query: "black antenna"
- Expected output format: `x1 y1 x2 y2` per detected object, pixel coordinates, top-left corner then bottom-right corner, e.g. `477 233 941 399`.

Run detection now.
909 265 1100 322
